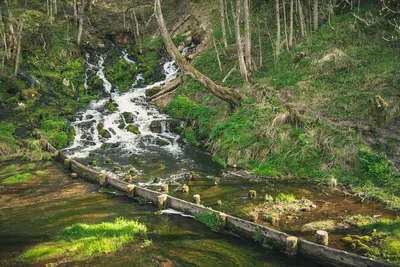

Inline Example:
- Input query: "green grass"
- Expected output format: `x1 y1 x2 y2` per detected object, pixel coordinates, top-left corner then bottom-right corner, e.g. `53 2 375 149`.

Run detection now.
344 215 400 264
18 217 149 264
2 173 33 184
275 193 296 203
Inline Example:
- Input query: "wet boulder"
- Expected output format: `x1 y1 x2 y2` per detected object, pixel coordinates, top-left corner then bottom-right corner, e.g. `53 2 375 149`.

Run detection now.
155 138 170 146
97 123 111 139
104 102 118 112
122 112 136 123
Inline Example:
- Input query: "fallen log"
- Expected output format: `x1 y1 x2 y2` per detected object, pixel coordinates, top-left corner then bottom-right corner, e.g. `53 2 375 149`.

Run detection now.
149 75 183 101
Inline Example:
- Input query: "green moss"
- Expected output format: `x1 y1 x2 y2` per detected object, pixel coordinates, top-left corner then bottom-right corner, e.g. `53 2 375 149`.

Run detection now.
126 125 140 135
2 173 33 184
194 212 218 231
18 217 149 264
104 102 118 112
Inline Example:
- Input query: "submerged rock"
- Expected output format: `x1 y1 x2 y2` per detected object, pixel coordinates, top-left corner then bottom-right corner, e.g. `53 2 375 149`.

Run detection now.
155 138 170 146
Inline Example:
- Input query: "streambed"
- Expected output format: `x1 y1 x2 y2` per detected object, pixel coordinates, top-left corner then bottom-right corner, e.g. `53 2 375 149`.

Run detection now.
0 161 319 267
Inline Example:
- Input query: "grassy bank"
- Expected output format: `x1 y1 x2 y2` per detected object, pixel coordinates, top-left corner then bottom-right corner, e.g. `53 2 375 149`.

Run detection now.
164 4 400 209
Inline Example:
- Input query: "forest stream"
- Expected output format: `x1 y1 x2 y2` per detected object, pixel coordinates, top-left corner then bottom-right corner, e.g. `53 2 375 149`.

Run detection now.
0 48 396 267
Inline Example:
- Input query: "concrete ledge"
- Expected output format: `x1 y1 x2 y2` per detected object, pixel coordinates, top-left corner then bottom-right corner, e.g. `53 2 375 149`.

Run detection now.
298 239 395 267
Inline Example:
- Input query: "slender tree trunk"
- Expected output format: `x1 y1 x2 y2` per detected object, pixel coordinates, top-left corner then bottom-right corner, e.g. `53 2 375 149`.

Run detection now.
73 0 78 25
13 19 23 77
313 0 318 31
289 0 294 49
77 0 85 46
133 11 142 54
54 0 57 16
154 0 242 108
123 5 126 31
219 0 228 48
212 34 223 72
234 0 248 82
50 0 53 25
275 0 281 64
258 19 262 67
282 0 289 52
243 0 253 71
298 0 307 39
225 0 232 37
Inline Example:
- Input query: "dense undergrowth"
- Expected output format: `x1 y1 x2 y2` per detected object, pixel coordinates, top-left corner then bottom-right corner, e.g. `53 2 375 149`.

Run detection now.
166 3 400 209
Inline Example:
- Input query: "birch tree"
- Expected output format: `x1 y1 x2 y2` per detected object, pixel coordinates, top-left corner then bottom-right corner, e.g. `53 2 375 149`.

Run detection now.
234 0 248 82
219 0 228 48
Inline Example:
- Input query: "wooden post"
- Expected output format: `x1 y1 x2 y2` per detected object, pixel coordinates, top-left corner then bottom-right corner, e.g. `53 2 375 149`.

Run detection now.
193 194 201 205
182 184 189 193
248 190 257 199
98 174 107 186
127 185 135 198
217 200 222 206
217 212 227 229
161 184 169 193
158 194 168 209
64 158 71 170
71 173 78 179
286 236 298 256
316 230 329 246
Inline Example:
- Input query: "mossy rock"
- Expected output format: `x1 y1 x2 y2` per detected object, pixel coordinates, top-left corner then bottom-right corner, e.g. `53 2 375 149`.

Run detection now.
126 125 141 135
301 220 336 232
155 138 170 146
145 87 162 98
129 167 138 175
104 102 118 112
19 89 40 101
122 112 135 123
97 123 111 138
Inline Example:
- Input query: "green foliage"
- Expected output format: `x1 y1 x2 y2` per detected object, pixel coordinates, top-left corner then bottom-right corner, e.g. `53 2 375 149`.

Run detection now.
18 217 148 264
167 96 217 138
194 212 218 231
275 193 296 203
2 173 33 184
0 122 17 144
253 227 264 243
184 127 199 146
357 148 395 187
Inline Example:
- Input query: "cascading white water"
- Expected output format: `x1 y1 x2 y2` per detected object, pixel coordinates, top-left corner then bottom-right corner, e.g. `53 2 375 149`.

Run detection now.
64 47 221 181
65 54 182 159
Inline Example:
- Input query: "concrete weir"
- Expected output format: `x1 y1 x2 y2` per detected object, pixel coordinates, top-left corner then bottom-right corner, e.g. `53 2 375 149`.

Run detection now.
46 143 396 267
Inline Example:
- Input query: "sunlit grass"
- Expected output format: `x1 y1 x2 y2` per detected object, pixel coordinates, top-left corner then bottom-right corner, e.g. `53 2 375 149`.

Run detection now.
18 217 150 264
2 173 33 184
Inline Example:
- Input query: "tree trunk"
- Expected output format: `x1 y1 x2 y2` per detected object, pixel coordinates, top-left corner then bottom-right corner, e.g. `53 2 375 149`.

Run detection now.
298 0 307 39
313 0 318 31
224 0 232 37
282 0 289 52
50 0 53 25
243 0 253 71
219 0 228 48
289 0 294 49
73 0 78 25
258 19 262 67
154 0 242 108
212 34 223 72
275 0 281 64
77 0 85 46
133 11 142 54
13 19 23 77
233 0 249 82
54 0 57 16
